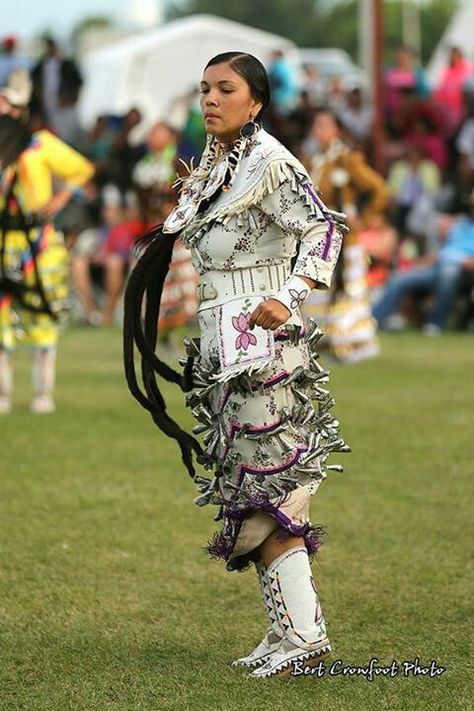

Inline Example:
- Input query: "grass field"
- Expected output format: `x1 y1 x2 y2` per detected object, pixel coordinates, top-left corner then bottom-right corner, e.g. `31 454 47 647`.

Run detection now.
1 327 472 711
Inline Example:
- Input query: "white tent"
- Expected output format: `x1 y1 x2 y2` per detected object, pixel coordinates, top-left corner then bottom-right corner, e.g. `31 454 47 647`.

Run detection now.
78 14 297 129
427 0 474 85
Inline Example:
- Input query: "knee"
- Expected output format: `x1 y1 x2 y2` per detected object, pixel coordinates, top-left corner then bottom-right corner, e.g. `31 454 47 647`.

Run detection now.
438 262 461 284
259 529 305 567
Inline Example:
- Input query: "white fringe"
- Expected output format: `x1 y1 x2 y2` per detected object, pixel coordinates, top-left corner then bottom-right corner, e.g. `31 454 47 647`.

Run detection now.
210 357 273 383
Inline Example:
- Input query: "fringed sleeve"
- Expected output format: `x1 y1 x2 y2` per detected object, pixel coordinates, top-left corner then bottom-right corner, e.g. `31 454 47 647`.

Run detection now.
256 161 345 289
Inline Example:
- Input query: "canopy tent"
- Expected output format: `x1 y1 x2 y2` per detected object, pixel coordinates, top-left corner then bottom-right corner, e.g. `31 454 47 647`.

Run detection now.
427 0 474 85
78 14 297 129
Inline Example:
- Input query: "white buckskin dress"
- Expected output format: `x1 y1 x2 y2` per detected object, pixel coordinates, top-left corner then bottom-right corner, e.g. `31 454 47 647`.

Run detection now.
163 127 349 572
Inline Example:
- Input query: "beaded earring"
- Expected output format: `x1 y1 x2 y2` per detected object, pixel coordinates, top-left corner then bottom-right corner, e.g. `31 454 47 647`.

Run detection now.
239 119 260 139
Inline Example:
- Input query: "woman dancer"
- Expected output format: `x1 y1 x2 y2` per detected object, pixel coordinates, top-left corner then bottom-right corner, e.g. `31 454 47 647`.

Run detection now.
124 53 349 678
0 70 94 413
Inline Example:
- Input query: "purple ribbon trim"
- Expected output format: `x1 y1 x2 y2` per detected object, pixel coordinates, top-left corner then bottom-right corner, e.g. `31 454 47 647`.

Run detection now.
304 183 335 262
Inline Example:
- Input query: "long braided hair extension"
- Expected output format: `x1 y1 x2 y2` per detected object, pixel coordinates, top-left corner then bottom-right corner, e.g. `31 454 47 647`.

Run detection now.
0 115 56 318
123 181 226 480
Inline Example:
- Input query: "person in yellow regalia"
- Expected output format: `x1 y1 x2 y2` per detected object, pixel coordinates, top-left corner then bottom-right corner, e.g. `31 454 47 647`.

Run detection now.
0 70 94 413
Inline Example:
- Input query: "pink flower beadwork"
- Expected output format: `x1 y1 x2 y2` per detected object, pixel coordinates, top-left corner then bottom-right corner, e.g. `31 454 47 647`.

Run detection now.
232 312 257 351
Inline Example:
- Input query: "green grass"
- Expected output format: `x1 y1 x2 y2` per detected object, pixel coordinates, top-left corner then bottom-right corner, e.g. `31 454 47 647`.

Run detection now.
1 328 472 711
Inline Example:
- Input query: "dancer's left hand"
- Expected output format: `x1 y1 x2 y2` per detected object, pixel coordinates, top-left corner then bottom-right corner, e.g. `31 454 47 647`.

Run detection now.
248 299 291 331
249 275 315 331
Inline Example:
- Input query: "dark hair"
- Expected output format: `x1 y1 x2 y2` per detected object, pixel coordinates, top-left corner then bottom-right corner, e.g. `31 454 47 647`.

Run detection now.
313 107 345 132
0 114 31 170
204 51 270 120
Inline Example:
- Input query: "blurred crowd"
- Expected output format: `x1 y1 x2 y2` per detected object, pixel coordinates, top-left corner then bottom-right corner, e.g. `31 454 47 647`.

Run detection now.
1 36 474 342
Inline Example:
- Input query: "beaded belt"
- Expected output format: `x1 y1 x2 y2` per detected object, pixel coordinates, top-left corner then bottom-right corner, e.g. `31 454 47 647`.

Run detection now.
197 262 292 312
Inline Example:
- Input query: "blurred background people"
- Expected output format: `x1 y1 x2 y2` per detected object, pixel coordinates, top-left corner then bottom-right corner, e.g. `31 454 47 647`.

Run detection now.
302 109 390 362
373 191 474 335
388 145 441 237
133 120 198 352
0 35 31 86
0 70 94 414
268 49 298 116
384 44 430 133
31 36 83 145
433 46 474 136
0 11 471 343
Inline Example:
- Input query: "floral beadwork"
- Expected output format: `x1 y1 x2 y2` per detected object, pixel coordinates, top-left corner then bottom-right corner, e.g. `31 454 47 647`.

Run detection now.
232 312 257 352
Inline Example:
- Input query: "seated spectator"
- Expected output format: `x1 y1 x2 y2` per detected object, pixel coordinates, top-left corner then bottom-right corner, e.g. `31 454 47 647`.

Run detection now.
103 108 146 192
69 185 143 325
390 86 442 142
100 189 143 325
303 65 325 108
326 76 346 116
338 85 373 148
406 115 448 171
388 145 441 236
373 190 474 334
133 120 199 344
286 90 316 155
358 213 398 295
81 115 116 184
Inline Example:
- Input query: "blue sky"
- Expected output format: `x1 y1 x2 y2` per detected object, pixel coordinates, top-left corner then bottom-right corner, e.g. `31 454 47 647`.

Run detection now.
3 0 145 40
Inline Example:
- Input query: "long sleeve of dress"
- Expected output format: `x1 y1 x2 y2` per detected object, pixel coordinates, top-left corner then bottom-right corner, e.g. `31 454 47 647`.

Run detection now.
257 166 344 289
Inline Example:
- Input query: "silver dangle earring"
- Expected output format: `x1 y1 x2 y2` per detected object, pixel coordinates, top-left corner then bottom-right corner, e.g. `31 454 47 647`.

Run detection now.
240 118 260 139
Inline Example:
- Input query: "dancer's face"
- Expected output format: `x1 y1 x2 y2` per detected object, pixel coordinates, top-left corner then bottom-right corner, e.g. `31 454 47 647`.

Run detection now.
200 62 262 143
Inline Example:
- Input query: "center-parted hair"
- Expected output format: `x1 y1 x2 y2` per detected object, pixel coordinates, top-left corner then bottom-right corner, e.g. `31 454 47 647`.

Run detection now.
205 52 271 120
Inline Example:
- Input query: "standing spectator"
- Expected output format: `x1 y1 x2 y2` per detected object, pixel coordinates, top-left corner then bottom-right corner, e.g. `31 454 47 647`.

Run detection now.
433 46 474 135
384 44 429 131
0 36 31 86
268 49 298 116
31 36 83 144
